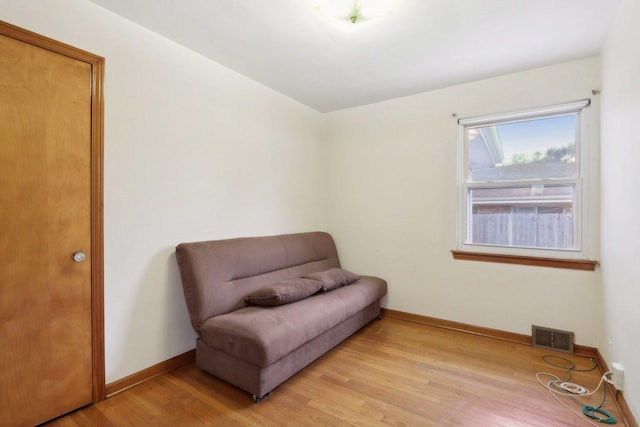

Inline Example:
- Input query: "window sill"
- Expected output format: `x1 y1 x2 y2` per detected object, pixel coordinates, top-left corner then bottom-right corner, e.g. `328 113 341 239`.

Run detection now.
451 250 598 271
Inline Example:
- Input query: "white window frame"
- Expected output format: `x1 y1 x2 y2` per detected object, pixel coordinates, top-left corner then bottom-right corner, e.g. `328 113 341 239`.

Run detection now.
456 100 592 260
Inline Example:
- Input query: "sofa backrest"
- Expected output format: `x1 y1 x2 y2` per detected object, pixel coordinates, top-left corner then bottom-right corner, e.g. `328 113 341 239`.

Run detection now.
175 231 341 332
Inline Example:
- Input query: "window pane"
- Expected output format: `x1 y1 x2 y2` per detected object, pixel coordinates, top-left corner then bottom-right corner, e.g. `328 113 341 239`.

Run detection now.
469 185 575 249
467 115 577 182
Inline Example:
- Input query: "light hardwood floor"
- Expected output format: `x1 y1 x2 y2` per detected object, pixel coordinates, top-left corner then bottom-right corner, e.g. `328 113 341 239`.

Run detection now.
47 317 628 426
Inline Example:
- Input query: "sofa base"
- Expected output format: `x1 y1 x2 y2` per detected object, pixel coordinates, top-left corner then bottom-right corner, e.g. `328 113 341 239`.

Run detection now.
196 301 381 399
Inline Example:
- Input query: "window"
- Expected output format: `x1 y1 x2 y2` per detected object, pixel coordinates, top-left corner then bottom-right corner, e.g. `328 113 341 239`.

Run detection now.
456 101 593 263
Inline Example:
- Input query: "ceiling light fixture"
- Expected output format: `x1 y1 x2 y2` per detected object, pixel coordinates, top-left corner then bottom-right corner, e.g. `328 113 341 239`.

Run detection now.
314 0 397 31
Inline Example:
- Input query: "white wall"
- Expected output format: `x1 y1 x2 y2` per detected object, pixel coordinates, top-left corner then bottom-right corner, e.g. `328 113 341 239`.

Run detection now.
4 2 631 411
324 58 602 346
1 0 325 382
601 0 640 418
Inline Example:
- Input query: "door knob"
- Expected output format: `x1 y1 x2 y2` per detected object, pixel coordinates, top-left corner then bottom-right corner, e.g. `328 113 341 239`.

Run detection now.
72 252 86 263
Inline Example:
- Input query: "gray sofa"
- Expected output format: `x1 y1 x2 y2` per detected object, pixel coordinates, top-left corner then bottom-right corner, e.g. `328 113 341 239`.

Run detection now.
175 231 387 401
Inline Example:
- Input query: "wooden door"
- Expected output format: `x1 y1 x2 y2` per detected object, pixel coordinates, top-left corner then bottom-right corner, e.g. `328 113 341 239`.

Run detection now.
0 22 104 427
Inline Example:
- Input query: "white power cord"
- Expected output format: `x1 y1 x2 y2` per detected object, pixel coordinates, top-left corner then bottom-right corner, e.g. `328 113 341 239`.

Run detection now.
536 371 614 426
556 380 588 395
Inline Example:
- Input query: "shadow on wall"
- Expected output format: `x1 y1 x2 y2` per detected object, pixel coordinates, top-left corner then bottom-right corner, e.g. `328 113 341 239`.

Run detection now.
111 246 196 383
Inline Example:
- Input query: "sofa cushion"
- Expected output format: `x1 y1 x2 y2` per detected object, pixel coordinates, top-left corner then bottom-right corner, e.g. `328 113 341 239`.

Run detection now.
244 278 323 306
176 232 342 329
198 276 387 367
303 268 361 291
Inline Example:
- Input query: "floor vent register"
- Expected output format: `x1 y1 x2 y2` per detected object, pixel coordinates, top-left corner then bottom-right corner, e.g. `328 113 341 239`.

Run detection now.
532 325 575 353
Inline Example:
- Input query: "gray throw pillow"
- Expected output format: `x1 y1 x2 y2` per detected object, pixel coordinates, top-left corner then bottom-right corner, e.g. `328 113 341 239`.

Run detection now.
244 278 323 306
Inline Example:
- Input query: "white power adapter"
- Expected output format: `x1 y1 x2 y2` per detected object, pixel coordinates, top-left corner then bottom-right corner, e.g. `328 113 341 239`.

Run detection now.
611 362 624 391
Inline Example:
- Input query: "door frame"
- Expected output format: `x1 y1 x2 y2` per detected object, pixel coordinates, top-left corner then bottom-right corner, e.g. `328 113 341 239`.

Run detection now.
0 20 106 402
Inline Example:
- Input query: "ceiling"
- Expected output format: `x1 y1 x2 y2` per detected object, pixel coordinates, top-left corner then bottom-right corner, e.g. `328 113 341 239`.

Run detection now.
87 0 622 112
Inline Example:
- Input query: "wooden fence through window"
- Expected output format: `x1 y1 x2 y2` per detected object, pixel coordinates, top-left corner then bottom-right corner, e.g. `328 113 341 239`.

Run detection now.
472 213 574 249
